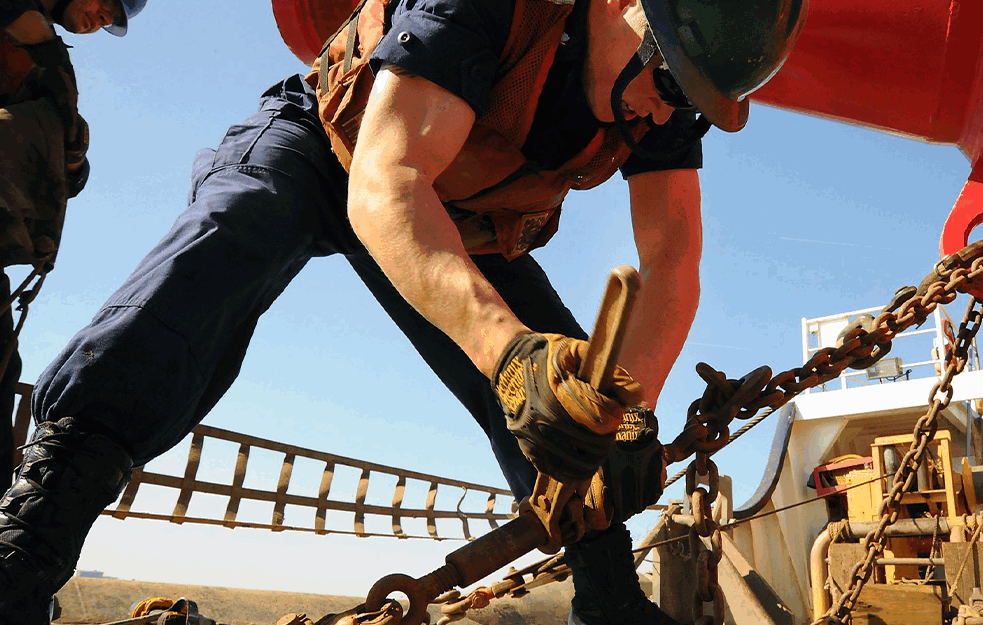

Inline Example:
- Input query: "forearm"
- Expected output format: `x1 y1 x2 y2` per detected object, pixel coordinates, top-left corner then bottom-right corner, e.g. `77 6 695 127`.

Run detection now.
623 168 703 406
349 166 529 378
620 253 700 405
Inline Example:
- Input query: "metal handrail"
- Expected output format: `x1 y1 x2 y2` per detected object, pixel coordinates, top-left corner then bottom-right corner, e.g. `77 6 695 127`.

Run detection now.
9 385 517 542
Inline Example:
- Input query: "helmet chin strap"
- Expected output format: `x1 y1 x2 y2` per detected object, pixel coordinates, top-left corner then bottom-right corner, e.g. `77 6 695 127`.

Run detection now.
610 29 710 159
611 29 660 158
49 0 74 25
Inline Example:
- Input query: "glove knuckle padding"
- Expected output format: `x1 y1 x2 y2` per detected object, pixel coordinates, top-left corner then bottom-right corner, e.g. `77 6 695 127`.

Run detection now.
593 407 666 524
510 404 614 483
493 332 638 483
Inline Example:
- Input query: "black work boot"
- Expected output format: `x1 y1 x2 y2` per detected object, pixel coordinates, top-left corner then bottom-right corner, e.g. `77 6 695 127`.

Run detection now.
0 417 133 624
565 523 680 625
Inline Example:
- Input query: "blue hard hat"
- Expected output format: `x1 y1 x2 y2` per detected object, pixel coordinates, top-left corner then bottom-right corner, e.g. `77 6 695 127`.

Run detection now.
104 0 148 36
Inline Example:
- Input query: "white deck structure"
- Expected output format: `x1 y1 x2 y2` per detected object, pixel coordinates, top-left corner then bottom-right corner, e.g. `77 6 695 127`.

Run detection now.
662 301 983 624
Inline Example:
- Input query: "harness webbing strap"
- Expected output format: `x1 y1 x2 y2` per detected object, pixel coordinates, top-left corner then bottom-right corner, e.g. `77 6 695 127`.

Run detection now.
344 12 360 74
317 0 370 96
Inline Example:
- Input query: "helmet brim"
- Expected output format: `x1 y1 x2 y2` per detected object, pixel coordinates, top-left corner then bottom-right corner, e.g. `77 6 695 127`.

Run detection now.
640 1 749 132
103 12 128 36
103 21 127 36
104 0 148 37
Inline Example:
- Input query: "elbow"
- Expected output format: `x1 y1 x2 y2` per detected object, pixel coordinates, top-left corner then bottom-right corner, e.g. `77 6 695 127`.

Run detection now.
347 200 372 246
347 161 373 243
347 158 398 247
347 160 432 252
639 229 702 282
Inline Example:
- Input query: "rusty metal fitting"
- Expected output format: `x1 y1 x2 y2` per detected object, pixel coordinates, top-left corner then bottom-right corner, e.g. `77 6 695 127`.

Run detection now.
277 613 314 625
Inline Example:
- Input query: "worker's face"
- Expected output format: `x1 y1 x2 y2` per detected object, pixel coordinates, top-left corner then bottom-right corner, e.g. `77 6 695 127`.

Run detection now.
617 51 679 125
584 2 679 125
59 0 123 34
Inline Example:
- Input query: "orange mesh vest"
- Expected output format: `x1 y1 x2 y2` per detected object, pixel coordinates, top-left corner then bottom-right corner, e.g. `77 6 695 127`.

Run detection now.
305 0 648 259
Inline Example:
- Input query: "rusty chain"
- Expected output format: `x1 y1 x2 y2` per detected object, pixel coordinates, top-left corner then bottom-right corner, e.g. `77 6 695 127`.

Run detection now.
432 553 572 624
336 242 983 625
665 243 983 625
666 243 983 465
686 454 725 624
815 295 983 625
665 407 775 490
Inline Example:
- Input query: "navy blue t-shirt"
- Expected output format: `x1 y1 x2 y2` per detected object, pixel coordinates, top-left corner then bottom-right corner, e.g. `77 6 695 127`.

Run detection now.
370 0 703 177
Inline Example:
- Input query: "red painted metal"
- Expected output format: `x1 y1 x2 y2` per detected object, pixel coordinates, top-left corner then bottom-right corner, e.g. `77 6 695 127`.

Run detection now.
753 0 983 162
812 456 874 498
941 161 983 256
753 0 983 259
272 0 358 66
940 160 983 299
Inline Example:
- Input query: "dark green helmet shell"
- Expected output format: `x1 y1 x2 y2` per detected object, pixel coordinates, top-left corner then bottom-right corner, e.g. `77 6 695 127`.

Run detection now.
640 0 808 131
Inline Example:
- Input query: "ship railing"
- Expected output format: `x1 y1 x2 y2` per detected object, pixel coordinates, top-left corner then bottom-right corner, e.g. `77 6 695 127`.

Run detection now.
8 384 517 542
801 304 979 393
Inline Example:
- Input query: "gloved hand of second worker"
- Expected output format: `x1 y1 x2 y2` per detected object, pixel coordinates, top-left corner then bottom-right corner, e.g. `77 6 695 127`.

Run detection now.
65 115 89 171
585 406 667 528
491 332 644 483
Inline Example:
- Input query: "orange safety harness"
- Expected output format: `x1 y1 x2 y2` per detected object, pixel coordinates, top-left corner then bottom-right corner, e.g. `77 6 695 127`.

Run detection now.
305 0 650 259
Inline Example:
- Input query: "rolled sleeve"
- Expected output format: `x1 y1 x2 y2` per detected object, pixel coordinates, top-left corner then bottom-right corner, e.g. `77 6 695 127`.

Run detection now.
369 0 512 116
620 110 705 177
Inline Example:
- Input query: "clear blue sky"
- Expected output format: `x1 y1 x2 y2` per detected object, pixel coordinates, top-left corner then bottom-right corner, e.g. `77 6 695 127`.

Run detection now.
14 0 974 598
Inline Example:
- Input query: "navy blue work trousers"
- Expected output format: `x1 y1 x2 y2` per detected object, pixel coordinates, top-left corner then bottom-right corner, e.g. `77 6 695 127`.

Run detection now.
31 78 588 501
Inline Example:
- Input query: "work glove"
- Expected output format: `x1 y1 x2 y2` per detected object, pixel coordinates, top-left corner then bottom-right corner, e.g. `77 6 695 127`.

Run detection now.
17 36 81 146
66 153 90 198
586 406 667 528
491 332 644 484
65 114 89 171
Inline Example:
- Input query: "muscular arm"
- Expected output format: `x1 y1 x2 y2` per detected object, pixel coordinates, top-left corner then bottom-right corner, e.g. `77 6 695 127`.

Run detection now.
348 67 530 377
621 168 702 406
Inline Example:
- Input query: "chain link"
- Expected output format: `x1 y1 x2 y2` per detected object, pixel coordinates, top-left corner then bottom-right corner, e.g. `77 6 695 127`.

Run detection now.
419 244 983 625
670 247 983 625
667 251 983 465
686 454 724 624
431 553 573 624
814 296 983 624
